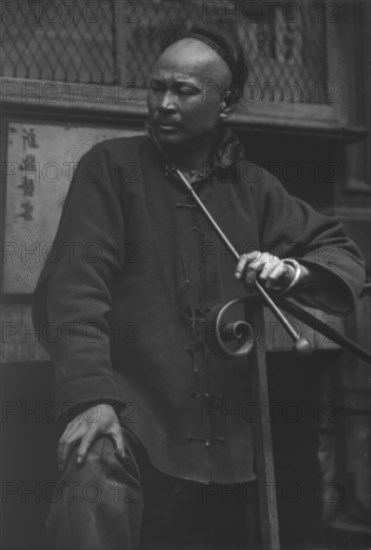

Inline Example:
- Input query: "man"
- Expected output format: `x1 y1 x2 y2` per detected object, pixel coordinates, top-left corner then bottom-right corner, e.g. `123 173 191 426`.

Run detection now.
33 25 365 549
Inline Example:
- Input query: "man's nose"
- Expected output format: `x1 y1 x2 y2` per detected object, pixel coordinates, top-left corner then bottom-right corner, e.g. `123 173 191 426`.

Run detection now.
158 91 177 113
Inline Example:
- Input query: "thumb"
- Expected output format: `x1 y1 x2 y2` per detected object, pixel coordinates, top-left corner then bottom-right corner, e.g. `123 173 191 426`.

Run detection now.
112 430 126 460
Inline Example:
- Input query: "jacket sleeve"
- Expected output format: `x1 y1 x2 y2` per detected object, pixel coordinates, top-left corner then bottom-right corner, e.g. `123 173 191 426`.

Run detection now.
251 169 366 314
42 144 125 416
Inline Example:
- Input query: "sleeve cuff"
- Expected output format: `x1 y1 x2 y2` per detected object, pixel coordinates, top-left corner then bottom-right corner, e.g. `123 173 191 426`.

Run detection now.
292 259 359 315
56 375 125 421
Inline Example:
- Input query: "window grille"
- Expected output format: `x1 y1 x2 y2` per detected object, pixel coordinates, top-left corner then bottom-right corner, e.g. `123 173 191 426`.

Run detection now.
1 0 328 103
1 0 116 84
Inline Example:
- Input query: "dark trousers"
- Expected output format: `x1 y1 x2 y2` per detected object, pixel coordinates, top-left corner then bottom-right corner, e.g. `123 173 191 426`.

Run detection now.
46 427 261 550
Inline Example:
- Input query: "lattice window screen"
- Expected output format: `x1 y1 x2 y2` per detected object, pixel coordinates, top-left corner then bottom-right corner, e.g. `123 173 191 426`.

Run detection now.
1 0 328 103
1 0 116 84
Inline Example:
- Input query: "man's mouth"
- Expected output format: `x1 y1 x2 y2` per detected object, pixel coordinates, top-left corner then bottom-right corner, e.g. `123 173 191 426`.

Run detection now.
154 121 182 131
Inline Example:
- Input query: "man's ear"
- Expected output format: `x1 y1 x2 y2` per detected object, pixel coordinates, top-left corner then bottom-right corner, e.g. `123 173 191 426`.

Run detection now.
219 91 236 119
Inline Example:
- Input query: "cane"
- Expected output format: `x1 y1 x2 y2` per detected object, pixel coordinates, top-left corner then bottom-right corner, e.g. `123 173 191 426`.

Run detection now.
173 167 313 355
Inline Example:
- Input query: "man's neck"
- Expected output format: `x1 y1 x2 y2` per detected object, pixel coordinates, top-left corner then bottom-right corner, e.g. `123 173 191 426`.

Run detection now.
162 133 217 171
165 149 210 172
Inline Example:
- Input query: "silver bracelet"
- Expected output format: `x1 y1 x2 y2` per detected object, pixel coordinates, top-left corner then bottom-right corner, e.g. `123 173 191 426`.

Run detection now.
280 258 302 295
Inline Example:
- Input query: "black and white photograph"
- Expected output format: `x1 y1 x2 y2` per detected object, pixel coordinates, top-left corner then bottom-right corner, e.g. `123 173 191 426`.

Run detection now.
1 1 370 549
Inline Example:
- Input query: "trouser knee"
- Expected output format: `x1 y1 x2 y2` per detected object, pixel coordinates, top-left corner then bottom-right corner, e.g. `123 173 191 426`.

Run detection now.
46 434 143 549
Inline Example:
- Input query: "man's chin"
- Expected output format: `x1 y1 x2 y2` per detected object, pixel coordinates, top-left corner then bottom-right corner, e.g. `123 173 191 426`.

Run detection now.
154 128 185 148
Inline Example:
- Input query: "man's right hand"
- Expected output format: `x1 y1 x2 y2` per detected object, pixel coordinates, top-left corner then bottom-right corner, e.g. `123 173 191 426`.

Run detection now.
57 403 126 471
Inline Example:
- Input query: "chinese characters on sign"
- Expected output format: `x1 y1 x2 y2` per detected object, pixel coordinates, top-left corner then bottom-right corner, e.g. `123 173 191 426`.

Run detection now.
22 128 39 150
17 128 39 221
5 122 139 293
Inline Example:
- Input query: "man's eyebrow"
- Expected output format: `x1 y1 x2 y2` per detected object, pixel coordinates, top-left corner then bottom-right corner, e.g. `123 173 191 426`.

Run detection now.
175 80 200 88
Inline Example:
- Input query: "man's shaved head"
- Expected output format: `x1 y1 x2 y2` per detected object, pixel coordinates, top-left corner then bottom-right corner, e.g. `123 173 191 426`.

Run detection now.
154 37 232 95
160 24 248 104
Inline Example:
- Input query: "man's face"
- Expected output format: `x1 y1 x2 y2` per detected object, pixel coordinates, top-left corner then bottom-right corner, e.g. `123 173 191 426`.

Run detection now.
147 38 232 149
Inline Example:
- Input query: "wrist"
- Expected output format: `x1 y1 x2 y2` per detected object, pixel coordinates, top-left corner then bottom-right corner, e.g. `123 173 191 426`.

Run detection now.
279 258 303 295
80 400 123 418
